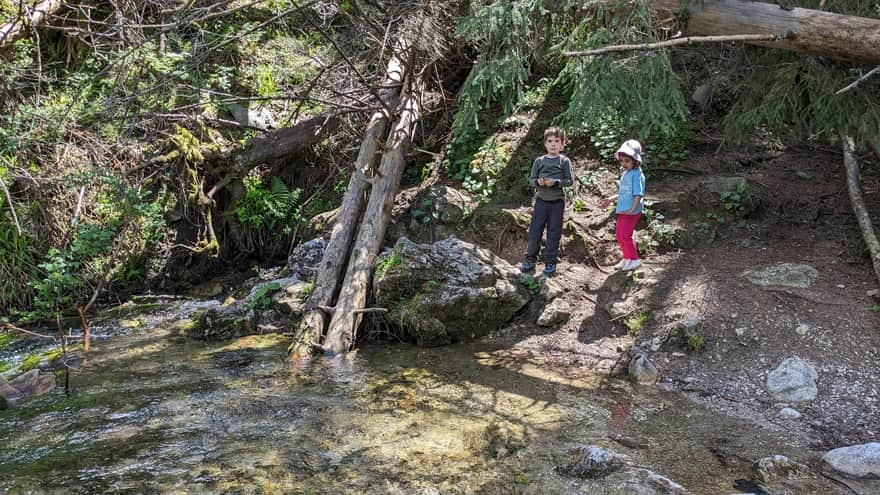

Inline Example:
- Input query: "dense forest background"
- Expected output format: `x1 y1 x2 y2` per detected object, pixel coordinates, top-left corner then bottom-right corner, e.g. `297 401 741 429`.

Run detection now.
1 0 878 324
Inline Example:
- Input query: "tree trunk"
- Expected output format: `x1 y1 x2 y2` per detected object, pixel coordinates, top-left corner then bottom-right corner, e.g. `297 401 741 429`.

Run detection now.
289 43 408 357
322 77 422 355
650 0 880 64
841 135 880 287
0 0 64 51
227 114 342 173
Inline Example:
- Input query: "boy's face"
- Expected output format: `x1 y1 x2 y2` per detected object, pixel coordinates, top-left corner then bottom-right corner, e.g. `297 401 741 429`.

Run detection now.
618 154 636 170
544 136 564 155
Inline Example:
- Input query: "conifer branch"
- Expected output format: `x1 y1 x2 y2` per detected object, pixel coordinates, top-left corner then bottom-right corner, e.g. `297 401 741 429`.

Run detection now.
563 32 792 57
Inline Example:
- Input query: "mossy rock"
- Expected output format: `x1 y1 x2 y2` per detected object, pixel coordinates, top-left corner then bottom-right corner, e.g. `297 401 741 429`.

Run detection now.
373 237 531 346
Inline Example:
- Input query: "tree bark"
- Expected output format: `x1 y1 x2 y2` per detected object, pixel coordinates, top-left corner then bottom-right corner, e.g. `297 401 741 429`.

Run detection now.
227 114 342 173
322 77 422 355
841 135 880 287
650 0 880 64
289 43 407 357
0 0 64 51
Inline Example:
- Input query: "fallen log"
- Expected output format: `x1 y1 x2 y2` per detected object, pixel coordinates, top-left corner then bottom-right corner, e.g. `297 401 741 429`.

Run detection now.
650 0 880 64
322 75 423 355
289 42 408 357
227 114 342 173
842 135 880 287
0 0 64 52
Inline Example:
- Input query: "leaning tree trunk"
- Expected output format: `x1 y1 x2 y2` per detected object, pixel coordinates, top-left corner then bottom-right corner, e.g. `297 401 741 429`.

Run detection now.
650 0 880 64
0 0 64 51
842 135 880 287
322 77 423 355
289 42 408 357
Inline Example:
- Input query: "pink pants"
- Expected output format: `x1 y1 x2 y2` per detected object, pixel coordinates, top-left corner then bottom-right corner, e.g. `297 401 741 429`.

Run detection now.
615 213 641 260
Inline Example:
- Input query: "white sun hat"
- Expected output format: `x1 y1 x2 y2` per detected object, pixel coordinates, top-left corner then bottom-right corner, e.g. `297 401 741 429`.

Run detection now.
615 139 643 163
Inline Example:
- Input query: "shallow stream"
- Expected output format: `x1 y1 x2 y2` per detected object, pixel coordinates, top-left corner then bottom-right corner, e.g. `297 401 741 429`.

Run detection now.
1 298 819 494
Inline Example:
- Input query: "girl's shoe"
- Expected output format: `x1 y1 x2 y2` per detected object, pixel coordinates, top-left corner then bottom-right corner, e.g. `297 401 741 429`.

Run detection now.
623 259 642 271
614 259 629 270
520 260 536 272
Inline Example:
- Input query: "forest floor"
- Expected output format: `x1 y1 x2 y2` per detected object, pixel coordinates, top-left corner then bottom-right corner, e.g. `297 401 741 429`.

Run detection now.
456 141 880 454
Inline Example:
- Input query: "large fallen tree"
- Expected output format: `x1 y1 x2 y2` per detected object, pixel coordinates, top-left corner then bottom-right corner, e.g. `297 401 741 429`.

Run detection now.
649 0 880 64
289 43 407 357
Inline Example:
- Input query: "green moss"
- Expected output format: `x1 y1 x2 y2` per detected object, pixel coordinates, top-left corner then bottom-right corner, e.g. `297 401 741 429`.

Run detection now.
0 332 20 351
18 345 80 372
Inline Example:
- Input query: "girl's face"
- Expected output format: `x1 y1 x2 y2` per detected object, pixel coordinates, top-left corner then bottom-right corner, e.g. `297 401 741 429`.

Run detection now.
618 154 635 170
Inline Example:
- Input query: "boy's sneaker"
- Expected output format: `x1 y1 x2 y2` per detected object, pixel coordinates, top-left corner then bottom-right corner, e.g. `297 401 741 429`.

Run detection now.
614 259 629 270
623 259 642 271
543 263 557 276
520 260 536 273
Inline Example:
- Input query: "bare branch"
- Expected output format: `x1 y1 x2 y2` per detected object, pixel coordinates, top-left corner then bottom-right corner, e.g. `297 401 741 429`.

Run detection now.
563 32 792 57
835 66 880 95
0 175 22 235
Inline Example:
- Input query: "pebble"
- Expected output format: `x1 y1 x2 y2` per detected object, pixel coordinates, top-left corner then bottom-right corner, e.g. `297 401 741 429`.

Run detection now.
779 407 802 419
735 327 746 337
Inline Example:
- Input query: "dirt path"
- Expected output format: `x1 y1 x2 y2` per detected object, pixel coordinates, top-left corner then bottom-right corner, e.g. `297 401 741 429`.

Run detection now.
488 145 880 451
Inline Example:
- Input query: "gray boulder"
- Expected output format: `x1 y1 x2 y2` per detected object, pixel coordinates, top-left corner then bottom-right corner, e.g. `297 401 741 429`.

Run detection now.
286 237 327 279
188 278 296 340
537 299 571 327
742 263 818 288
766 357 818 402
418 185 476 225
629 350 660 385
822 443 880 479
373 237 531 346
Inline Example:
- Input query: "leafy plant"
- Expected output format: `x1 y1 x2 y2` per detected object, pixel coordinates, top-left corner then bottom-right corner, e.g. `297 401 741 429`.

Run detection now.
375 247 402 280
247 282 281 310
578 171 601 194
460 139 513 202
687 332 706 353
637 201 678 254
299 278 316 303
518 274 539 294
573 198 586 212
623 312 647 335
870 304 880 312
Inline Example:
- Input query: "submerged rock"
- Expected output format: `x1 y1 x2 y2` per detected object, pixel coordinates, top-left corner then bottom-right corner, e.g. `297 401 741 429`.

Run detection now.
766 357 818 402
372 237 530 346
822 442 880 479
556 444 628 478
1 369 56 402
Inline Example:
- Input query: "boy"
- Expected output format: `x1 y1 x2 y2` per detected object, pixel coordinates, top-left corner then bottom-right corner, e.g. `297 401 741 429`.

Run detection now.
521 127 574 276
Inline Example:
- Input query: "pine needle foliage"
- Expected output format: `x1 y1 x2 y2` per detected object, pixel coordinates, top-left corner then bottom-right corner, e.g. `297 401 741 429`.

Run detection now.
723 50 880 145
454 0 689 149
453 1 545 137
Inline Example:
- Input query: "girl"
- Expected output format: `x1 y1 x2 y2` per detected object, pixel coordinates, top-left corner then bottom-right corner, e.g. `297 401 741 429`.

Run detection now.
600 140 646 271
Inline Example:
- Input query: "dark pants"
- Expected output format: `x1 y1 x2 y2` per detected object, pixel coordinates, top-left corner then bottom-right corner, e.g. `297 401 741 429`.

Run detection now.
526 198 564 264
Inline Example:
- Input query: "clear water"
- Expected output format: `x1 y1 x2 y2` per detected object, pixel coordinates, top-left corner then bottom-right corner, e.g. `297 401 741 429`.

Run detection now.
0 299 821 494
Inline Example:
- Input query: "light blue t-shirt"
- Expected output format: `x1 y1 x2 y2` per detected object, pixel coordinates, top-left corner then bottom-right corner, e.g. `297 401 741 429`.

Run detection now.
616 168 646 214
